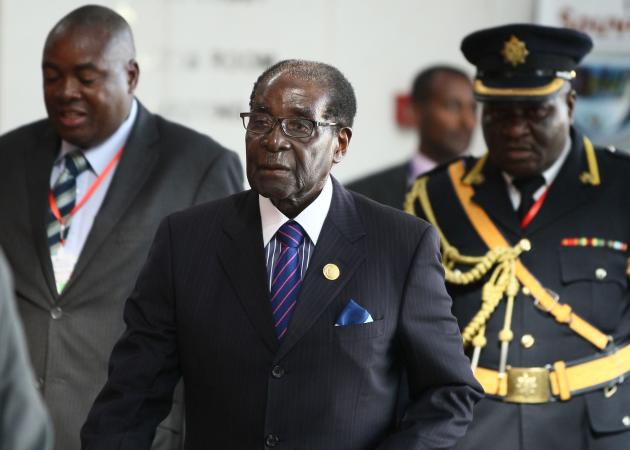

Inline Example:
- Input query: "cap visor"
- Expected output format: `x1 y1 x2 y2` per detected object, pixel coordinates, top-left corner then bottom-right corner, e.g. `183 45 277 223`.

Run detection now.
474 78 566 101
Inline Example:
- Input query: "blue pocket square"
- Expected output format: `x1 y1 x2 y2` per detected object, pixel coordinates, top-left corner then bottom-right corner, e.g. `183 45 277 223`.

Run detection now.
334 299 374 326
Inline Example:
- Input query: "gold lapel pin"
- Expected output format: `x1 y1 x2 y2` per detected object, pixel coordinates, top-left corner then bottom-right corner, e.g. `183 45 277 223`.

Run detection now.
323 263 340 281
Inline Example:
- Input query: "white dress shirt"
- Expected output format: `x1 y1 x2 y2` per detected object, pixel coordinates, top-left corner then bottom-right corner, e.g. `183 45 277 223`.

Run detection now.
259 175 333 289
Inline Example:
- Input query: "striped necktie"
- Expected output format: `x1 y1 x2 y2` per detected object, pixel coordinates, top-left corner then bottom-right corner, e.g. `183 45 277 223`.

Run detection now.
47 151 89 254
270 221 305 340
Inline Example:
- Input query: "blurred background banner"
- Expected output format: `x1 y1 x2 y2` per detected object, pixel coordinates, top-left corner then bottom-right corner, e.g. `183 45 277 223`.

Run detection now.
2 0 629 181
537 0 630 148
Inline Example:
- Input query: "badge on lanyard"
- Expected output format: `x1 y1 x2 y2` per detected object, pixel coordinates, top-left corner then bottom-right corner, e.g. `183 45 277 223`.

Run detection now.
51 246 78 293
49 146 124 245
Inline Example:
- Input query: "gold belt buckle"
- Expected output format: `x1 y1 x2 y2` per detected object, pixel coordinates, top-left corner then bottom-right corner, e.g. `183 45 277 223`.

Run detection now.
505 367 551 403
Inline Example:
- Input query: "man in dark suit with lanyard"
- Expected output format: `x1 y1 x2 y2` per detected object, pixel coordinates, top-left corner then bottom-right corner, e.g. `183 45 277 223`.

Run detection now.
81 59 482 449
0 5 242 450
406 24 630 449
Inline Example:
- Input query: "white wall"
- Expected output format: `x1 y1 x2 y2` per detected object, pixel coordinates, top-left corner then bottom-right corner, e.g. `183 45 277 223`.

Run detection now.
0 0 536 182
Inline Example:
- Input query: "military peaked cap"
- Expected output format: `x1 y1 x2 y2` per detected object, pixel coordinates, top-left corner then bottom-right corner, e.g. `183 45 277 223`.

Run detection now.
461 23 593 101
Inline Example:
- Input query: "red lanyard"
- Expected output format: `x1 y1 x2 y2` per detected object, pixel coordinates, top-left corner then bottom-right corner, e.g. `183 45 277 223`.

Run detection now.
49 146 124 244
520 184 550 229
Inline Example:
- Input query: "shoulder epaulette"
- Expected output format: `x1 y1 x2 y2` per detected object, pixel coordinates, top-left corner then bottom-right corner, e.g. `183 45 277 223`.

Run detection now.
462 154 488 185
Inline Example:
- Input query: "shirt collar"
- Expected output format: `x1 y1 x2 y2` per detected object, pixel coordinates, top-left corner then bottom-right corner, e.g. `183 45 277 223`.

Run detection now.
57 98 138 175
408 151 438 183
541 136 571 185
259 175 333 246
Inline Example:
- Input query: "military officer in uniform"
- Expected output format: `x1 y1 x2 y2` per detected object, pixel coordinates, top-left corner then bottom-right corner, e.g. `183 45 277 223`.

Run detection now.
405 24 630 450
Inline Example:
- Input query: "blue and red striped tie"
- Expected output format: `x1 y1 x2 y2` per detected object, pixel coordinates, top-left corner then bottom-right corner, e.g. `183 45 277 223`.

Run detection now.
270 221 305 340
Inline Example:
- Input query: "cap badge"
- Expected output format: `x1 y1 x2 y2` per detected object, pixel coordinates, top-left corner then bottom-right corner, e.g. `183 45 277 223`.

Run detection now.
502 35 529 67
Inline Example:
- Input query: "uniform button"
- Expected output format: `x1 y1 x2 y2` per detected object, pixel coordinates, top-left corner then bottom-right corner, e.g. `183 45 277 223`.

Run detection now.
519 239 531 252
265 434 279 447
50 307 63 319
521 334 535 349
521 286 531 296
271 365 285 379
623 416 630 427
595 268 607 280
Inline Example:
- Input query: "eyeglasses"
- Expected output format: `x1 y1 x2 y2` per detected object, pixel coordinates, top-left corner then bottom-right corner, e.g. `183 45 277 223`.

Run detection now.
240 112 338 138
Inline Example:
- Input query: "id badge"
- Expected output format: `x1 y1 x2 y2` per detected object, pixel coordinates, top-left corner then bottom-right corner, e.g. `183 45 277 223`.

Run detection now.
51 247 78 293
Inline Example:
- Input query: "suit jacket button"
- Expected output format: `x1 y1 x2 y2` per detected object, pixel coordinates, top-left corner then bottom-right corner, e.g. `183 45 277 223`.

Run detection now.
623 416 630 427
50 307 63 320
265 433 279 447
271 365 285 378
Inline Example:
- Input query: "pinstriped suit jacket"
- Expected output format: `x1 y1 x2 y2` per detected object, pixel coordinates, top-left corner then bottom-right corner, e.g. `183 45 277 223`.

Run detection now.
82 178 482 450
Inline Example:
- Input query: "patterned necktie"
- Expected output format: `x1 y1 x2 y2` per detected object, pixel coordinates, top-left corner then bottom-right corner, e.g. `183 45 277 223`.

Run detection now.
270 221 305 340
47 151 89 254
513 175 546 222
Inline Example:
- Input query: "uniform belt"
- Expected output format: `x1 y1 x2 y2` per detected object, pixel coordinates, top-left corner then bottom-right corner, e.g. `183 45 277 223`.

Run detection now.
474 341 630 403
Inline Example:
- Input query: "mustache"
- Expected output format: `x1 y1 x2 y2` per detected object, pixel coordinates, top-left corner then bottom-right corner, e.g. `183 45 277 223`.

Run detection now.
502 141 538 151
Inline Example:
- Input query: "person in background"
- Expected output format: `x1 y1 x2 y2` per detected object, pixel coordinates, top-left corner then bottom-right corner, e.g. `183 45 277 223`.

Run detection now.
81 59 482 450
0 5 242 450
347 65 476 209
0 249 53 450
407 23 630 450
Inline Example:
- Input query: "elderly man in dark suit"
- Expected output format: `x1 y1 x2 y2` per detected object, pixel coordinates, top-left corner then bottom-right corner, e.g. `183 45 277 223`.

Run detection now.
81 59 482 450
0 5 242 450
0 250 52 450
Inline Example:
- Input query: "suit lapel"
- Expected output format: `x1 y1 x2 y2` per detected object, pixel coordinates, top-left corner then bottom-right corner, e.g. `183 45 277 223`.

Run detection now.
277 179 366 361
25 126 60 302
471 162 520 236
218 191 279 354
64 103 160 294
217 181 367 358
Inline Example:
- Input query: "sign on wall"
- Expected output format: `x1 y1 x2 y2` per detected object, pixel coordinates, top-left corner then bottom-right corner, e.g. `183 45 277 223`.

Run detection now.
537 0 630 148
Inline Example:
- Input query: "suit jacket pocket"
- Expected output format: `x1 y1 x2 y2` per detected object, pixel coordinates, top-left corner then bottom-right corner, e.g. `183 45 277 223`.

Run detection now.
560 247 627 287
585 381 630 433
559 246 628 332
334 318 385 341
